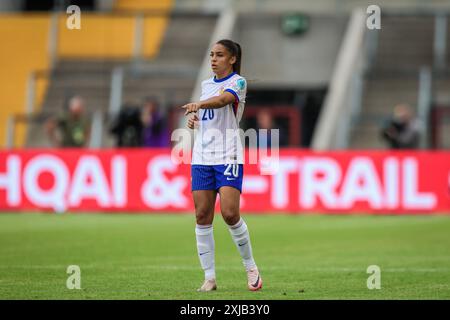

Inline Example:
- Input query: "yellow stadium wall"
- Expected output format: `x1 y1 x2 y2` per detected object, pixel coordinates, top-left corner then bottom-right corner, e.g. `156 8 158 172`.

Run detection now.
57 14 169 59
0 14 50 148
143 15 169 58
114 0 173 12
0 8 172 148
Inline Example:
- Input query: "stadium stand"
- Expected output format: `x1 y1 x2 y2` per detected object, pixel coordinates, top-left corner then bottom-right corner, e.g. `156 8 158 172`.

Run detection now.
3 1 450 151
24 8 216 148
349 15 449 149
22 3 179 147
0 0 173 148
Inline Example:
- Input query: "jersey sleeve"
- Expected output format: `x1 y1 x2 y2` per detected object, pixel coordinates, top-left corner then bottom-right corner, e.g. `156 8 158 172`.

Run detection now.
223 76 246 103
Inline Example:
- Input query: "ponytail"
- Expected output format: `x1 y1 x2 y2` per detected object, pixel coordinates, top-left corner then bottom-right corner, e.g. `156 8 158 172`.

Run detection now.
233 42 242 74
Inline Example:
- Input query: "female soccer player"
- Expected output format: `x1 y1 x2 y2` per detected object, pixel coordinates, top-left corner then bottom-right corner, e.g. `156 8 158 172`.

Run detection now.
181 39 262 292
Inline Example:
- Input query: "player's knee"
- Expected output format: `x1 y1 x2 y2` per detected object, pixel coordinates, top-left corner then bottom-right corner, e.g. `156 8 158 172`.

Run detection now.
221 209 239 225
195 207 213 224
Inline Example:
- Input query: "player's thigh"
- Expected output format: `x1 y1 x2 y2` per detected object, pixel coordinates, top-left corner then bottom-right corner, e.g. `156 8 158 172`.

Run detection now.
193 190 217 225
218 186 241 225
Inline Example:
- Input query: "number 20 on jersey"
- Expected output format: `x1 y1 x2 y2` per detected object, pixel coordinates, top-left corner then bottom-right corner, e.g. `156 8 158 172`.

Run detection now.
202 109 214 120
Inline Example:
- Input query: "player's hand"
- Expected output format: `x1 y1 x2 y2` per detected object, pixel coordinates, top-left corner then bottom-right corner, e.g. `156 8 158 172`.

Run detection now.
187 114 199 129
181 102 201 115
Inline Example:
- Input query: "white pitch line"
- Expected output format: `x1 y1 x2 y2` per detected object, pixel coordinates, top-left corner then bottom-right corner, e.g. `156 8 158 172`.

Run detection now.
0 265 449 273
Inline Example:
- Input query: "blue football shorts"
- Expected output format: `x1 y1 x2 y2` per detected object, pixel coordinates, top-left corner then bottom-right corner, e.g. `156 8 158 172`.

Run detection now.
191 164 244 193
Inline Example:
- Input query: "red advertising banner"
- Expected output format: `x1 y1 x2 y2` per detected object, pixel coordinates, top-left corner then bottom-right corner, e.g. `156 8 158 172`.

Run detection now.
0 149 449 214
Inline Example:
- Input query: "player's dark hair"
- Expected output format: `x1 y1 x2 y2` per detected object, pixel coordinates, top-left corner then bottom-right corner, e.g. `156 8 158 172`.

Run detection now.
217 39 242 74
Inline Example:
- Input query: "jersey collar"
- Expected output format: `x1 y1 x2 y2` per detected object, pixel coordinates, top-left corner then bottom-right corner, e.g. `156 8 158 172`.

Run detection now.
213 72 236 83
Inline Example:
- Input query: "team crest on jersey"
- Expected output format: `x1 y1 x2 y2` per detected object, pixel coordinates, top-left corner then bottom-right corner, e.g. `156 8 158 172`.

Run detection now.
219 87 225 94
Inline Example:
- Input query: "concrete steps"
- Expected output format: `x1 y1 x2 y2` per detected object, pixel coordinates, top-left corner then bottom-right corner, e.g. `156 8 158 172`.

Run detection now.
374 16 434 71
120 14 216 108
349 121 386 149
434 78 450 105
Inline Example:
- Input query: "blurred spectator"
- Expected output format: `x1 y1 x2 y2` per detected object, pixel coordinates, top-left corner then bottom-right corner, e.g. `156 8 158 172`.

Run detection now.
256 109 288 148
381 103 422 149
109 103 143 147
46 95 90 147
141 97 170 147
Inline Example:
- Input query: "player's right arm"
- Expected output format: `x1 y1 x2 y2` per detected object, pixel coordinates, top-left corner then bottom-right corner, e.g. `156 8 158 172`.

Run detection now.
181 91 236 115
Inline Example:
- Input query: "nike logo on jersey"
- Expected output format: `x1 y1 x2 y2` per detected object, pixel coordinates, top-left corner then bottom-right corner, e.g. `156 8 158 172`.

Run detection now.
238 241 248 247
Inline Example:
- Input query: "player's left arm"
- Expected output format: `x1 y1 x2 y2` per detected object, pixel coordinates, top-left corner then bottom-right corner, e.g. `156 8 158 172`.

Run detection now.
181 92 236 115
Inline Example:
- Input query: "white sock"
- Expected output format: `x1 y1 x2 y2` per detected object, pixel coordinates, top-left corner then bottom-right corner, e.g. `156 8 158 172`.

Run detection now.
195 224 216 280
228 218 257 271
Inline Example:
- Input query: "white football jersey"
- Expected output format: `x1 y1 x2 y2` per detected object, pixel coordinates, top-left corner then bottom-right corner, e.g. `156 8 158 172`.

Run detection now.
192 72 246 165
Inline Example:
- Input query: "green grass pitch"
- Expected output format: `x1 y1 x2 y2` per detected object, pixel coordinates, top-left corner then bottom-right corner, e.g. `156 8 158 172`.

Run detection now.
0 212 449 299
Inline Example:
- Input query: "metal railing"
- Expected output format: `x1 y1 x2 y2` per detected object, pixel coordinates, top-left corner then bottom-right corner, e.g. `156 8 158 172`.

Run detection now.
109 67 124 118
88 110 104 149
433 13 448 70
311 8 368 150
417 67 433 149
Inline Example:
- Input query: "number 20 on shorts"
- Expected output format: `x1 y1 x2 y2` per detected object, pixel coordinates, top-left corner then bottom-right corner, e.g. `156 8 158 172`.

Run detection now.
224 164 239 178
